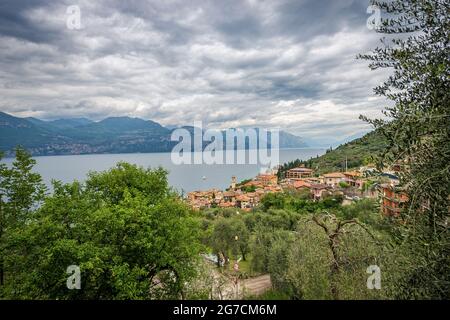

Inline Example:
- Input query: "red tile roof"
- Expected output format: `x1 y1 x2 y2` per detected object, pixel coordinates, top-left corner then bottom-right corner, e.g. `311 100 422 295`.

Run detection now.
323 172 346 178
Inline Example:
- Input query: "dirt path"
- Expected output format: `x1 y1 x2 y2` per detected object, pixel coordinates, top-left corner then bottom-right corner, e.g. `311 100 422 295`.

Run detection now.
215 273 272 299
240 274 272 296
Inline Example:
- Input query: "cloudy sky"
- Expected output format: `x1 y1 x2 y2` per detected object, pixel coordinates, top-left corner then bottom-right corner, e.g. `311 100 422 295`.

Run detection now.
0 0 390 143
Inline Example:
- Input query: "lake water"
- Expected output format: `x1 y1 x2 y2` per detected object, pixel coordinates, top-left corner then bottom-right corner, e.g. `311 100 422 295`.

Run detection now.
2 148 325 193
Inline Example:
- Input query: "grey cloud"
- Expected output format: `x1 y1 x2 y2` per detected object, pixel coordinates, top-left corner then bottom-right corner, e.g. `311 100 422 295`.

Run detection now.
0 0 390 142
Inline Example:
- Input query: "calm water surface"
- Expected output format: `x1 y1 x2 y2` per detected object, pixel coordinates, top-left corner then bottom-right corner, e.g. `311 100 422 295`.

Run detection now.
2 148 325 193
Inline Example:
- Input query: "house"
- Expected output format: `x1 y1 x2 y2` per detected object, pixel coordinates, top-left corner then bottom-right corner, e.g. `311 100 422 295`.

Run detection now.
343 171 364 188
255 189 266 197
218 201 235 208
321 172 346 187
236 194 251 209
223 190 237 202
285 167 314 179
304 177 321 184
379 183 408 216
309 183 331 201
242 180 264 189
255 173 278 186
263 185 282 193
186 189 220 210
240 173 277 191
281 178 335 200
186 170 284 211
292 180 312 189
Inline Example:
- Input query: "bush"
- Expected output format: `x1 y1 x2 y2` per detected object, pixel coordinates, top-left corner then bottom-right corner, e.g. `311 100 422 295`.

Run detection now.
339 181 350 188
260 193 286 210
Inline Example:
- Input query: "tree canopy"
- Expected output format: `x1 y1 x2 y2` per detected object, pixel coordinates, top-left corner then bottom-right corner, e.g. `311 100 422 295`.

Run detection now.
359 0 449 298
1 159 202 299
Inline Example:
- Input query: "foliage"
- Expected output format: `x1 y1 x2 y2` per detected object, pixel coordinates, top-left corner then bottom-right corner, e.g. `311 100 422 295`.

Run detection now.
254 192 346 221
1 160 202 299
359 0 450 299
339 181 350 189
0 147 46 222
240 185 256 193
251 214 386 300
209 216 250 264
244 209 302 232
260 193 286 210
277 130 387 178
85 161 169 205
0 147 46 288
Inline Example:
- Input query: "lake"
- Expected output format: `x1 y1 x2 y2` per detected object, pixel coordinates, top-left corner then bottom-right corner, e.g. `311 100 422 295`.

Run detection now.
2 148 325 193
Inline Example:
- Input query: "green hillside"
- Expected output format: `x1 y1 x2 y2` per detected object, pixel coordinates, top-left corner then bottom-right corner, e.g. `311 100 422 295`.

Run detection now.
279 129 387 177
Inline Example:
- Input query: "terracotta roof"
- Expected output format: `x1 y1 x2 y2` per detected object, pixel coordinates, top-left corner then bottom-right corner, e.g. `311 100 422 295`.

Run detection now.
236 195 250 202
293 180 311 188
310 183 329 190
344 171 361 177
219 202 235 208
323 172 346 178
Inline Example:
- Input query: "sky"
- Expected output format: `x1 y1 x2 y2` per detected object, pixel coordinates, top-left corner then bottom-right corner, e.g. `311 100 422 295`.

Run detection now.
0 0 391 144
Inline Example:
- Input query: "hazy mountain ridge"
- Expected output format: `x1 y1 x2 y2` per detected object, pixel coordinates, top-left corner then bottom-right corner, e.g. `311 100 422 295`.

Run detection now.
0 112 308 156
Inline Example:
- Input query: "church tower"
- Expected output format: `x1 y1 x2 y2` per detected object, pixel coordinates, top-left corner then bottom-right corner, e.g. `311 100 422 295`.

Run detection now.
231 176 237 190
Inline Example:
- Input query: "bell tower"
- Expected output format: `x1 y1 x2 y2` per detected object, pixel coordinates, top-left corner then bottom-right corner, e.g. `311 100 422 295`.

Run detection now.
231 176 237 189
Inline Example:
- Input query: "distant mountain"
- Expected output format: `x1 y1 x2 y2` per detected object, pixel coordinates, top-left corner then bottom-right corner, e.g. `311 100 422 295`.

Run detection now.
48 118 93 129
278 131 308 149
169 125 308 150
0 112 174 156
82 117 165 133
0 111 308 156
25 117 51 127
0 112 70 152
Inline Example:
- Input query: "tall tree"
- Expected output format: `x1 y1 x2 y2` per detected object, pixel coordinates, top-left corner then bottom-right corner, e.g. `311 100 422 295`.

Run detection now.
359 0 449 298
1 147 46 222
0 147 46 289
312 214 378 300
4 162 202 299
0 151 6 286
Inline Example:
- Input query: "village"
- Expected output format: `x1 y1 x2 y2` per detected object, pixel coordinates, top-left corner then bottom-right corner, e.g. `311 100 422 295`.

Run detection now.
186 164 408 216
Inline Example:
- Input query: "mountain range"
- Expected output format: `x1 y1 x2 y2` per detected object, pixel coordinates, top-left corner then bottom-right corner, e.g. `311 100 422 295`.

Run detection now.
0 111 308 157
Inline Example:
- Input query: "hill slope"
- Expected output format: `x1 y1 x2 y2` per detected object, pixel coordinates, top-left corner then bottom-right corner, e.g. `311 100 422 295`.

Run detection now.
278 129 387 176
0 112 71 151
